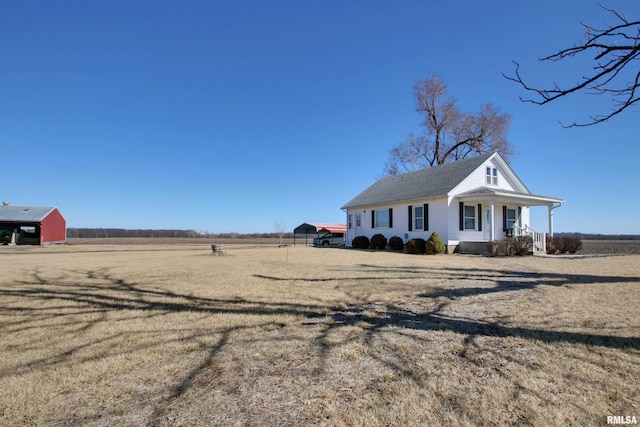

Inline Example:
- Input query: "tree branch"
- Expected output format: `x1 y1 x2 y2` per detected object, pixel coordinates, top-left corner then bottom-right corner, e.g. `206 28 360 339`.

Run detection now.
503 5 640 127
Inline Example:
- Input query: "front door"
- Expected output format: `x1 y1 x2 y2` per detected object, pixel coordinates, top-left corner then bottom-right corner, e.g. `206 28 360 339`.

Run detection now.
355 213 363 238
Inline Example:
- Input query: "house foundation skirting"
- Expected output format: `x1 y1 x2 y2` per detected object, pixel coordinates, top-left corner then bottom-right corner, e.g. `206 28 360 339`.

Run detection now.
456 241 489 255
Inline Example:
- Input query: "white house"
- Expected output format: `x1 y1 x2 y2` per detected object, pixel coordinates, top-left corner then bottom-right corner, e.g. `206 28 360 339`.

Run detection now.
341 152 563 253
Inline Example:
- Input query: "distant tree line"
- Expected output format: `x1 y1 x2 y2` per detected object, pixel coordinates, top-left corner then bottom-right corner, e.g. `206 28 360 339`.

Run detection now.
67 228 295 239
66 229 638 240
555 232 640 241
67 228 202 238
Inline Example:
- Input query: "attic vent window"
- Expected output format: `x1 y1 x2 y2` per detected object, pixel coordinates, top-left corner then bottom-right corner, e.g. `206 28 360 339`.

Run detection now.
22 208 32 212
486 167 498 186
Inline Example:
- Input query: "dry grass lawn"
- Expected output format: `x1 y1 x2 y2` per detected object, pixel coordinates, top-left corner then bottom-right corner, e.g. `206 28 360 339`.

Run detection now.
0 243 639 426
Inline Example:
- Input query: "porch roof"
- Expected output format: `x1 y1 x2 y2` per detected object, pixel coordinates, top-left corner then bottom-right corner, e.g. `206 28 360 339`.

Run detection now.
456 187 564 206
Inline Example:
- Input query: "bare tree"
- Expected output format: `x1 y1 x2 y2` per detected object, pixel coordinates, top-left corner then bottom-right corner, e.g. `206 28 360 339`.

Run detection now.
504 4 640 127
274 222 287 246
384 75 511 175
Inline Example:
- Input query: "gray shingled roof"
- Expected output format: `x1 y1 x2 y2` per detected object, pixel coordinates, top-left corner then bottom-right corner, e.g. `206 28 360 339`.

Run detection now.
0 206 57 222
342 152 494 209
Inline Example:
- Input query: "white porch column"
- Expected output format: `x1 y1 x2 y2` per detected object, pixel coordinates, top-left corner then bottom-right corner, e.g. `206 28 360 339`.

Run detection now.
489 199 495 241
548 204 554 237
345 210 352 246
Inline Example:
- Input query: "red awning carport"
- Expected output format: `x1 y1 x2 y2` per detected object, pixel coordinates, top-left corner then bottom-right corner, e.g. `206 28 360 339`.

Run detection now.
293 222 346 245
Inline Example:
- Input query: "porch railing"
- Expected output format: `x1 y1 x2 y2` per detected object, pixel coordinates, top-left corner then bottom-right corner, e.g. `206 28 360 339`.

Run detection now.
513 224 546 253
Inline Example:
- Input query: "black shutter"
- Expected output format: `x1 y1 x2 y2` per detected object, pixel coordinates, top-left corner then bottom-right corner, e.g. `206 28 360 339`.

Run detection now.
478 203 482 231
389 208 393 228
371 210 375 229
459 202 464 231
502 206 507 231
424 203 429 231
408 206 413 231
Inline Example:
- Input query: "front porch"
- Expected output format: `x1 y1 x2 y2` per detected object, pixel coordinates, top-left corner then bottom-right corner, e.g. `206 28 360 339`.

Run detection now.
456 225 548 254
456 188 564 254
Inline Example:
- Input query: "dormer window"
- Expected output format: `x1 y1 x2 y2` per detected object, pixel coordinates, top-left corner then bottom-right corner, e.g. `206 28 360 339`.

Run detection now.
486 167 498 186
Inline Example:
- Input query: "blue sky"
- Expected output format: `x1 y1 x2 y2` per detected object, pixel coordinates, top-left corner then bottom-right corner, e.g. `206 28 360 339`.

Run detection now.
1 1 638 234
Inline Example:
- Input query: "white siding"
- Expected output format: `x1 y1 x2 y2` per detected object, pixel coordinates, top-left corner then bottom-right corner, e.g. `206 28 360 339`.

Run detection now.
345 197 450 245
346 198 536 246
348 199 536 247
451 158 522 195
427 198 449 243
447 198 462 243
450 163 486 195
494 164 518 191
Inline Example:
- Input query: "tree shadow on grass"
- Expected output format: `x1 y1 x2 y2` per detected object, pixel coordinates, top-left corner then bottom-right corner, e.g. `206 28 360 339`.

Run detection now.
345 263 640 298
1 262 639 425
3 270 328 346
0 268 334 426
326 302 640 350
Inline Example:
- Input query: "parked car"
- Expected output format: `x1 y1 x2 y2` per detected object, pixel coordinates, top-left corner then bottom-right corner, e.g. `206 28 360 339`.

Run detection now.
313 232 345 246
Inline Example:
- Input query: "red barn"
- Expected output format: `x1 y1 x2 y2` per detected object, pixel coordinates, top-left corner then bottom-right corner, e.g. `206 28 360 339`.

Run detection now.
0 204 66 245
